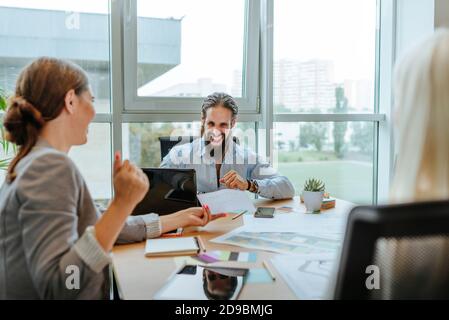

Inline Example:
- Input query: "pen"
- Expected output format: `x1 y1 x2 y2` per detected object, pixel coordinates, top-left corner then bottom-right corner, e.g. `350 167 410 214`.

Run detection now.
263 260 276 281
232 210 248 220
197 236 207 253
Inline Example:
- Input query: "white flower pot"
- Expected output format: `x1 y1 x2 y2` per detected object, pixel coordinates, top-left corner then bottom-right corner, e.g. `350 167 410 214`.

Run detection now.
302 191 324 213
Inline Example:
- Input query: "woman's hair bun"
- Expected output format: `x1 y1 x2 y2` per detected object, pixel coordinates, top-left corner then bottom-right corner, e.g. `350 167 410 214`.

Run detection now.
3 96 45 146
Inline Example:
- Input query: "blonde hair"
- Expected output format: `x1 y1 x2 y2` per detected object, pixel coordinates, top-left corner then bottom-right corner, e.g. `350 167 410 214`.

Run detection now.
390 29 449 203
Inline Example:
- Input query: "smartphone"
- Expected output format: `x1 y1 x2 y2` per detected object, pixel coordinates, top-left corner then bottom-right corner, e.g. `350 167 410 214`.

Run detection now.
254 207 275 218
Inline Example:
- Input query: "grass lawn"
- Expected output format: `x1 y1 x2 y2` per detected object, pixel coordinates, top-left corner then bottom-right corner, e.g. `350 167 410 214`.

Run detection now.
278 160 373 204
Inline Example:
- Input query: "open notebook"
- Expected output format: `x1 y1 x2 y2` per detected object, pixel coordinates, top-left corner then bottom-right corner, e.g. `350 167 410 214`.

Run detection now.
145 236 201 257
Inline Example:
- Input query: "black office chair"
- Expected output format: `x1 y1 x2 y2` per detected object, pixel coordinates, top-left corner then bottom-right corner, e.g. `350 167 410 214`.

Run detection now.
158 136 240 161
333 200 449 299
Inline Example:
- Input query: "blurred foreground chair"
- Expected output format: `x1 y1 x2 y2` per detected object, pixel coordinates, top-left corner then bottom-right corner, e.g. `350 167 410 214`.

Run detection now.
333 200 449 299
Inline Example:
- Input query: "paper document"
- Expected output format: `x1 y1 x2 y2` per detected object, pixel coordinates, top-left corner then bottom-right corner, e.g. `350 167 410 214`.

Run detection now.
197 189 257 214
210 227 341 256
242 211 348 239
271 254 336 300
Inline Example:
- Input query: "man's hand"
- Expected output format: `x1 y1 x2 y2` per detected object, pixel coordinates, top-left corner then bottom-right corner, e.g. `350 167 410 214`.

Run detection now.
219 170 248 191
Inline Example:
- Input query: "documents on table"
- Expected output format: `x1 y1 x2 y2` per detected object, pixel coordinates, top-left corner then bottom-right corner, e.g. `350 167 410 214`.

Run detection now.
270 254 336 300
197 189 257 215
242 210 348 239
210 226 341 257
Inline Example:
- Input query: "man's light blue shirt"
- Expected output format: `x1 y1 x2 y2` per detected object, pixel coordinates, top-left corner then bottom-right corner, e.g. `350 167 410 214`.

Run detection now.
160 138 295 200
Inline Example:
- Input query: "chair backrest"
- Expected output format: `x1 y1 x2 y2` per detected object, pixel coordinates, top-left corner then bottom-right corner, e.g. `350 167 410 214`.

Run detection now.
333 200 449 299
158 136 239 161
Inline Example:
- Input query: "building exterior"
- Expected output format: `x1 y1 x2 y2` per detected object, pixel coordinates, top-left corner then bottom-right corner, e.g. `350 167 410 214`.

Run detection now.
151 78 226 97
0 6 181 111
274 59 336 113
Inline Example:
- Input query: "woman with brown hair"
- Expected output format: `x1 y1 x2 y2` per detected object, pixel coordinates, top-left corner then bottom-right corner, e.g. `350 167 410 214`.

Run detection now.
0 57 224 299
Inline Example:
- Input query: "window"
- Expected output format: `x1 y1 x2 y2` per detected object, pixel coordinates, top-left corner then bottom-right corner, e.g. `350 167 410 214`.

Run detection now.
123 0 260 111
69 123 112 202
273 0 377 114
1 1 399 205
273 122 374 204
0 0 111 113
123 122 257 167
136 0 245 98
270 0 382 204
0 0 112 200
123 122 200 167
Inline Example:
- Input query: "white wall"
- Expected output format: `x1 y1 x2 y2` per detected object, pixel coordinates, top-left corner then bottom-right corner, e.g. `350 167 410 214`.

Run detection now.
396 0 435 58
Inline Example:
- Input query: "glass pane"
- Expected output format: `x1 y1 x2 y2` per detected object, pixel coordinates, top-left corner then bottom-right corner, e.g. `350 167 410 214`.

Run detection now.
274 122 374 204
70 123 112 202
0 0 111 113
273 0 377 114
0 125 111 203
123 122 256 167
136 0 245 98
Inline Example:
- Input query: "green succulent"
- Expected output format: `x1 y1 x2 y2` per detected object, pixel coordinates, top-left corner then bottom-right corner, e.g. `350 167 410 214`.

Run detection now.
303 178 325 192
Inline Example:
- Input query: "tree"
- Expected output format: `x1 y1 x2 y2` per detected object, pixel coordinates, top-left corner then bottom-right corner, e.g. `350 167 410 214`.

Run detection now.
128 123 177 167
333 86 348 158
288 140 297 152
351 122 373 154
276 132 285 150
300 122 327 151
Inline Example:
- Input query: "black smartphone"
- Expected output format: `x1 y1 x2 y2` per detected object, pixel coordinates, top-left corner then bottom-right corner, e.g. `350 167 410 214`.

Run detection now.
254 207 275 218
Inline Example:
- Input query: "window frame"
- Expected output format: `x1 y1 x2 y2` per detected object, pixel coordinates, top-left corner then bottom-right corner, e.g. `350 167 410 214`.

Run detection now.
106 0 402 205
261 0 391 205
0 0 410 204
121 0 260 113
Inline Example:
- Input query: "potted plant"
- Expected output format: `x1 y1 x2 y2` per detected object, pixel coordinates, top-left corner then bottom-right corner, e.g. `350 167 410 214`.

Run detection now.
302 178 325 213
0 87 15 171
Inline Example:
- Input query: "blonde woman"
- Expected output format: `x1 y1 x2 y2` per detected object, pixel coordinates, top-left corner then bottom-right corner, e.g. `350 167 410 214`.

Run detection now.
327 29 449 300
377 29 449 299
0 57 225 299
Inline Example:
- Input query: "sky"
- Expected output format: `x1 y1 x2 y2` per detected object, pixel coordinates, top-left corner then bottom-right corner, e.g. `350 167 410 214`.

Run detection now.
274 0 377 82
0 0 377 94
136 0 245 96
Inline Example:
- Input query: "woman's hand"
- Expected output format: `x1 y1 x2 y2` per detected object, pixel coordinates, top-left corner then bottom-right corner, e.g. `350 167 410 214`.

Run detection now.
112 152 149 214
160 205 227 234
95 152 149 251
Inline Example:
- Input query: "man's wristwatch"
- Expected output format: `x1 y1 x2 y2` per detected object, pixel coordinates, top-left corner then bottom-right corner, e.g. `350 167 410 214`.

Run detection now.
247 179 259 194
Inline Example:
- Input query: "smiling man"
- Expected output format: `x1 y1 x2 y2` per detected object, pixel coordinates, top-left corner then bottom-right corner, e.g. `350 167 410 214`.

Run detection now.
160 92 295 200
